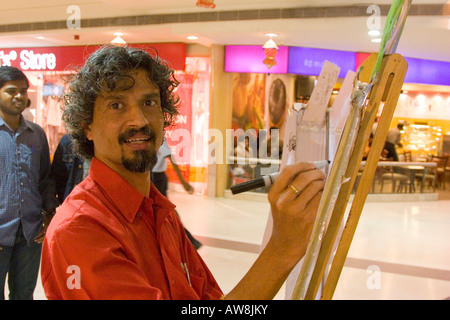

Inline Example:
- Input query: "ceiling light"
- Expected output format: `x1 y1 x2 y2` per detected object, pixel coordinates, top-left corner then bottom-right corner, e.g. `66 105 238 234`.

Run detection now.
111 32 126 46
187 35 199 40
368 30 381 36
264 33 278 38
262 38 279 69
263 38 278 50
371 38 382 43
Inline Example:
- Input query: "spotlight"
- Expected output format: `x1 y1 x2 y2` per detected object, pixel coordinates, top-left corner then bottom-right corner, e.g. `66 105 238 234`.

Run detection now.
111 32 126 46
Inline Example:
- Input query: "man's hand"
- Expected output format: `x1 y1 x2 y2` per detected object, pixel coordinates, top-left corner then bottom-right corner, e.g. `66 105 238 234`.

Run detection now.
267 162 326 259
225 162 325 300
35 208 55 243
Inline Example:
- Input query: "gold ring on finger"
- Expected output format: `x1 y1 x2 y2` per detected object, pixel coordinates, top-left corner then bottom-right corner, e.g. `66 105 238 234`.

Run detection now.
289 184 301 195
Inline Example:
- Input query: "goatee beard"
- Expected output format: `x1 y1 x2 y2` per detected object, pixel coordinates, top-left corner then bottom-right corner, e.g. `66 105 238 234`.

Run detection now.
118 126 158 173
121 150 157 173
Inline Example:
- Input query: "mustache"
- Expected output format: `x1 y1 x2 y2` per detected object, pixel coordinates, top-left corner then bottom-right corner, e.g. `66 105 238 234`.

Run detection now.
118 126 156 144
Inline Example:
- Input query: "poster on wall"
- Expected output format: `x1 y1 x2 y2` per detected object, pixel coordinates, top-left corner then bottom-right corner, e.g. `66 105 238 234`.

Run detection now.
231 72 294 148
164 57 212 195
166 72 193 163
232 73 266 132
165 73 194 188
265 74 293 143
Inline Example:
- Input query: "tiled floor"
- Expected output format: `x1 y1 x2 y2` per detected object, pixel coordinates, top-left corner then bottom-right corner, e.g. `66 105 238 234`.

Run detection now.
174 191 450 300
9 187 450 300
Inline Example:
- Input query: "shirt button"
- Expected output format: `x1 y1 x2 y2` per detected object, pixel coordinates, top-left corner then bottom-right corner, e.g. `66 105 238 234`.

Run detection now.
171 280 175 286
137 212 142 217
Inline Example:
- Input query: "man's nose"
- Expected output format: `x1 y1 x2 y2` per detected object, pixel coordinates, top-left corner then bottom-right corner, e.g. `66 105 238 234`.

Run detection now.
14 91 27 100
126 104 149 127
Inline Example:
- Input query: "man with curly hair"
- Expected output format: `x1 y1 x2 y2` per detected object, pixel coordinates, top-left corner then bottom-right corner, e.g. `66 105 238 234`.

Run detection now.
41 45 325 300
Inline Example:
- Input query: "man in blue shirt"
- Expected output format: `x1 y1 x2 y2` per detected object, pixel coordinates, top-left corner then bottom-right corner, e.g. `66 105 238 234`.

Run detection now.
0 66 58 300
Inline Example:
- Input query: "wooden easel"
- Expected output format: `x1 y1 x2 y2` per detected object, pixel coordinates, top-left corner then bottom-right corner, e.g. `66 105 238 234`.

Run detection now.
292 53 408 300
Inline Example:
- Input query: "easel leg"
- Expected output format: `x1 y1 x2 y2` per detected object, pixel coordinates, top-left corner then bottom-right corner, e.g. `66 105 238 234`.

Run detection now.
321 54 408 299
300 54 408 300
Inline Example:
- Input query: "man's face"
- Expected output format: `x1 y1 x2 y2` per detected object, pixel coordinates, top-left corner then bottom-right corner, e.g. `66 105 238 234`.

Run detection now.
85 69 164 174
0 80 28 117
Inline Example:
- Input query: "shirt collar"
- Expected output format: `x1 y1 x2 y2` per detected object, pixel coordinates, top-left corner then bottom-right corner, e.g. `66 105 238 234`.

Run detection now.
89 157 175 223
0 115 35 133
20 116 35 132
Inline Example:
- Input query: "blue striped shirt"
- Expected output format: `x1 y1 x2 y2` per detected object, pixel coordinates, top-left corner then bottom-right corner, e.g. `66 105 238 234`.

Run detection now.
0 116 58 247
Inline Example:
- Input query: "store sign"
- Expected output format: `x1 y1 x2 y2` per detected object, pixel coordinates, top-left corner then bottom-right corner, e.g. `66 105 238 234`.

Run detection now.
0 50 57 70
0 43 187 72
288 47 355 78
225 45 289 74
0 47 96 71
404 57 450 86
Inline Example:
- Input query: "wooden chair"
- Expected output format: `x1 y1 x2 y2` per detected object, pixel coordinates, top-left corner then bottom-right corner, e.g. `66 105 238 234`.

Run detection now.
445 154 450 190
432 155 448 190
446 165 450 190
380 166 411 193
415 155 448 191
403 150 412 162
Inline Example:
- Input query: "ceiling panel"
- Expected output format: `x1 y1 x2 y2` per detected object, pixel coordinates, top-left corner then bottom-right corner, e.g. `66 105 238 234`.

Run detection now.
0 1 449 62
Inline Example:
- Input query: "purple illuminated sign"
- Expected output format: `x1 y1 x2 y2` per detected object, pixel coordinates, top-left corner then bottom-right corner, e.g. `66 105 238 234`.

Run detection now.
224 45 289 74
288 47 355 78
225 45 450 86
404 57 450 86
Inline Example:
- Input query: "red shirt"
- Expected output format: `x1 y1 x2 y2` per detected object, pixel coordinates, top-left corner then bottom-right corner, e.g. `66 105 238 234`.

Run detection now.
41 158 222 300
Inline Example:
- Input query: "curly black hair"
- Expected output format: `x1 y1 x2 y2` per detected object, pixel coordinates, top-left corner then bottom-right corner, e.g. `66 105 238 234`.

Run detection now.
62 45 179 159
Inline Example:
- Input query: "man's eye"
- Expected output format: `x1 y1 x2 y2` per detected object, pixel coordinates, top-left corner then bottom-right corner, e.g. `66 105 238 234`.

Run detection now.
109 102 123 110
144 99 156 107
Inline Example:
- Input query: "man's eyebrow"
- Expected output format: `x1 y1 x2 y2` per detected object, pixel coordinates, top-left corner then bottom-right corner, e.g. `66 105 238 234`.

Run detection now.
5 85 27 90
101 93 127 101
143 92 161 100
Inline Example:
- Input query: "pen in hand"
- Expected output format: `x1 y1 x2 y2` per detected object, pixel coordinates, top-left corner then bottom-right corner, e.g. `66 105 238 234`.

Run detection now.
230 160 330 195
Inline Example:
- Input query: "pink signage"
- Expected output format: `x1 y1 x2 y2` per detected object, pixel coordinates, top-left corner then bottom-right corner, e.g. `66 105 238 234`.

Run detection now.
225 45 288 74
0 43 187 71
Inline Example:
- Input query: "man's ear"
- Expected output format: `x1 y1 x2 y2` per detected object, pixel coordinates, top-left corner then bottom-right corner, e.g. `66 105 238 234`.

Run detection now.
84 124 93 141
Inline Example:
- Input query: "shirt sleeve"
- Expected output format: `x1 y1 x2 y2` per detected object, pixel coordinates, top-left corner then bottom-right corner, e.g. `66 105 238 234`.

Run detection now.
50 138 69 204
158 140 172 159
37 127 58 211
41 216 164 300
